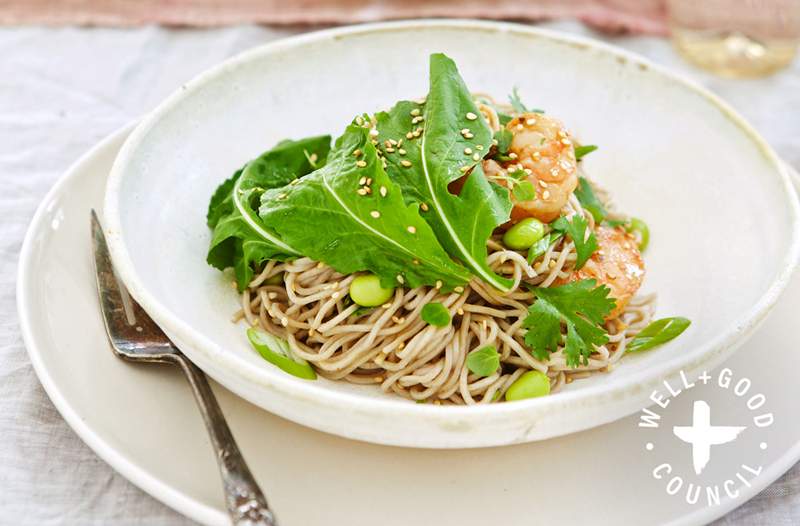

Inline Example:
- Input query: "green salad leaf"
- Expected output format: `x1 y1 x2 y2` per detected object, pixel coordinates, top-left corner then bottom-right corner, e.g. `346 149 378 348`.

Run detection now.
523 280 616 367
628 317 691 353
375 53 514 291
552 215 597 270
258 125 471 289
574 144 598 160
466 345 500 377
206 135 331 290
421 302 451 327
573 176 607 223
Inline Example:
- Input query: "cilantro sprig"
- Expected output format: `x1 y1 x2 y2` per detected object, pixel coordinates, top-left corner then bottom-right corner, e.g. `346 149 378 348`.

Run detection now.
523 280 616 367
551 215 597 270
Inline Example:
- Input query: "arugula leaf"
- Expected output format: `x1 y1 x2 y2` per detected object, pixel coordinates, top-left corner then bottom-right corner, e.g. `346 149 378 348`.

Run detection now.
628 317 691 353
374 54 513 291
574 176 607 223
527 232 563 264
421 302 451 327
206 135 331 290
258 125 471 289
552 215 597 270
523 280 616 367
466 346 500 377
574 144 598 160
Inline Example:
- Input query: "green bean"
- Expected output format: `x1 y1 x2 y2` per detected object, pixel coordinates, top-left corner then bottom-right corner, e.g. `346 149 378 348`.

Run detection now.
503 218 545 250
505 370 551 401
349 273 395 307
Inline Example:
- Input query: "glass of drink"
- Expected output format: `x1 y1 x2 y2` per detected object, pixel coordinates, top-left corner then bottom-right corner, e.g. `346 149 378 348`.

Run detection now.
667 0 800 77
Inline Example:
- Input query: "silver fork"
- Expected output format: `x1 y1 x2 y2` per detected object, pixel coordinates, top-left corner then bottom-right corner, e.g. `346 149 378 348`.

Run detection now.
90 210 276 526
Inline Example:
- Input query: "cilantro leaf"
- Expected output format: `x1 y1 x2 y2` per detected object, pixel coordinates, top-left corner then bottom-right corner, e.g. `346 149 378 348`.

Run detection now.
574 144 598 160
573 177 607 223
523 280 616 367
509 87 528 114
421 302 451 327
527 232 563 264
466 346 500 377
512 180 536 201
552 215 597 270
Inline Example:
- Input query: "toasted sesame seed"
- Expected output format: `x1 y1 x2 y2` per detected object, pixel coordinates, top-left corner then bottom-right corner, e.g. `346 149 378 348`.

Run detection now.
353 149 362 157
366 178 372 185
491 139 498 146
410 108 421 116
382 159 387 169
368 128 379 137
384 140 391 148
550 168 559 176
420 202 429 211
400 160 412 167
516 124 524 131
459 165 470 172
281 317 289 327
412 259 420 265
464 147 473 155
538 179 547 187
356 160 367 168
374 376 384 383
461 128 470 134
392 316 402 324
364 186 372 194
398 342 405 349
309 153 318 163
398 148 407 155
413 129 422 138
370 210 380 218
508 152 518 159
407 226 416 234
359 176 367 185
385 147 395 153
454 286 464 293
558 130 568 138
476 144 484 151
356 188 367 195
526 118 537 126
389 139 398 146
396 274 405 284
532 151 541 159
406 132 414 139
472 153 480 161
397 138 403 147
542 190 551 199
457 308 464 315
268 292 278 299
435 280 443 289
548 260 556 269
561 138 572 145
379 186 387 197
466 112 478 120
412 116 424 124
370 139 378 145
382 302 392 309
465 133 474 139
331 291 340 299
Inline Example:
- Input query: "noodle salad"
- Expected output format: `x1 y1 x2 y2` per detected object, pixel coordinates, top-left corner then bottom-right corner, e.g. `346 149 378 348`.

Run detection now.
205 53 689 405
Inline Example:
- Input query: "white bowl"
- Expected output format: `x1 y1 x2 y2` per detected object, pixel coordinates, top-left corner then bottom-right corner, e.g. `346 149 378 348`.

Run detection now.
105 20 800 448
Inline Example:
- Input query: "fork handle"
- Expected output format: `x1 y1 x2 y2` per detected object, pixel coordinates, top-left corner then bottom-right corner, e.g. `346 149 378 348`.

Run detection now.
170 352 277 526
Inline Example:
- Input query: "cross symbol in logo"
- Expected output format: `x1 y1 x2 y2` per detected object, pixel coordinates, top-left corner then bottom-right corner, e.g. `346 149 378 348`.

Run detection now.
673 400 747 475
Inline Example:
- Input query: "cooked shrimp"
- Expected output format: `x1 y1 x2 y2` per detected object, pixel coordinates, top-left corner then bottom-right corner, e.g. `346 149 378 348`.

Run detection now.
566 225 645 320
489 112 578 223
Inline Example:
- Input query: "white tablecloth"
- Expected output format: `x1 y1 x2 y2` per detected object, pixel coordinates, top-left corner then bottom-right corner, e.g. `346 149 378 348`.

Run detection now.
2 20 799 525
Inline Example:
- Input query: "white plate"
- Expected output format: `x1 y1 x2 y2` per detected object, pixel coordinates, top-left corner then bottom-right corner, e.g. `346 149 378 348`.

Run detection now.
18 125 800 525
103 20 800 448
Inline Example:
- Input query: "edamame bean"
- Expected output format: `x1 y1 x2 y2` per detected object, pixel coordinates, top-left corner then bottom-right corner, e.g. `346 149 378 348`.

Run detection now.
503 218 545 250
349 274 395 307
626 217 650 251
264 272 284 285
505 370 551 401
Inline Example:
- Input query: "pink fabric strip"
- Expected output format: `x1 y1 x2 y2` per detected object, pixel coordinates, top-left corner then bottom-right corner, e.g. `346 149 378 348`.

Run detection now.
0 0 668 34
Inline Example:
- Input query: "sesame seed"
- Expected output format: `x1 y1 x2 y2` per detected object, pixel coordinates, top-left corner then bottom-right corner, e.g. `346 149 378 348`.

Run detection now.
538 179 547 187
400 160 412 167
435 280 443 289
356 160 367 168
466 112 478 120
309 153 318 162
548 260 556 269
384 140 391 148
366 178 372 185
457 308 464 315
476 145 484 151
398 148 407 155
382 303 392 309
353 149 362 157
356 188 367 196
392 316 402 324
397 139 403 147
389 139 398 146
406 132 414 139
524 168 533 175
516 124 524 131
465 133 474 139
532 151 541 159
412 259 420 265
396 274 405 284
461 128 470 134
331 291 340 299
508 152 518 159
281 317 289 327
374 376 383 383
385 147 395 153
542 190 551 199
364 186 372 194
398 342 405 349
379 186 387 197
420 202 429 211
464 147 473 155
359 176 367 185
561 138 572 145
492 139 499 146
370 210 380 218
355 116 364 125
407 226 416 234
371 139 378 145
413 129 422 138
550 168 559 176
472 153 480 161
410 108 421 116
382 159 387 169
526 118 537 126
454 286 464 293
268 292 278 299
459 166 470 172
558 130 568 138
412 116 424 124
